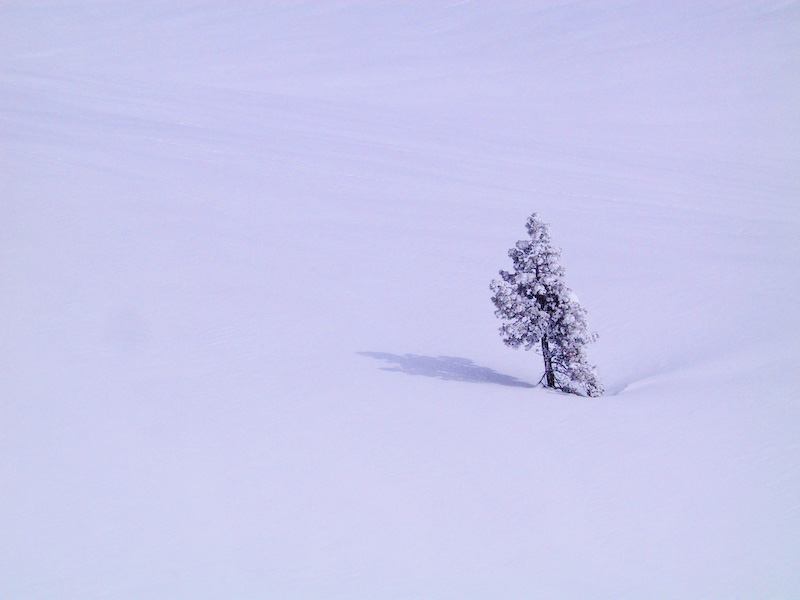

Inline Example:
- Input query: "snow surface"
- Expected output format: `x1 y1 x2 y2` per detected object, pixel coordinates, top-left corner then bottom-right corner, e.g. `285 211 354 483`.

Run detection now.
2 1 799 598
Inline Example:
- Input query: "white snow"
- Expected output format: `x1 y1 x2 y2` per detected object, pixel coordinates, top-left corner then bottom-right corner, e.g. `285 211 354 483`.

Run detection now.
2 1 799 598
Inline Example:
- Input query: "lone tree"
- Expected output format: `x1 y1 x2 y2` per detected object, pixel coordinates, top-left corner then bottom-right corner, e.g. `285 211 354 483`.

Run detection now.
490 213 603 397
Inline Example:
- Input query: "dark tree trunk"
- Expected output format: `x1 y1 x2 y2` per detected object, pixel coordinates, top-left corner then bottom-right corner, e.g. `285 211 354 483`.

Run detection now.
541 336 556 388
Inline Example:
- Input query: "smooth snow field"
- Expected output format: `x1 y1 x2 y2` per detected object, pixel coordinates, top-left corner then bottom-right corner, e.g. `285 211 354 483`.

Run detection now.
2 1 799 598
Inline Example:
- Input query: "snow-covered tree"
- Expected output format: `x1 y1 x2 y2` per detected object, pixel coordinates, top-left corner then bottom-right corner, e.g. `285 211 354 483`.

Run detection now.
490 213 603 397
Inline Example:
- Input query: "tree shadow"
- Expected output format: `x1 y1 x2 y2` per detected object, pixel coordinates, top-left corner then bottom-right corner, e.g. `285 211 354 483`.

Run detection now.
358 352 535 388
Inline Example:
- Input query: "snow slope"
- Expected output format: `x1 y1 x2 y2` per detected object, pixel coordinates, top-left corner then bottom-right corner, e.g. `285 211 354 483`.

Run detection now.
2 1 799 598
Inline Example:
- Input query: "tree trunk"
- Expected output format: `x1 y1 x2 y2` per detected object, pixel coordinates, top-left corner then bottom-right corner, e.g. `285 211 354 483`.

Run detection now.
541 336 556 388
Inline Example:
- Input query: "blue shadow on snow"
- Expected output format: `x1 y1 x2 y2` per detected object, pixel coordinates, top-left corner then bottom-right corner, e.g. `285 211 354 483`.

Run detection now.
358 352 534 388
